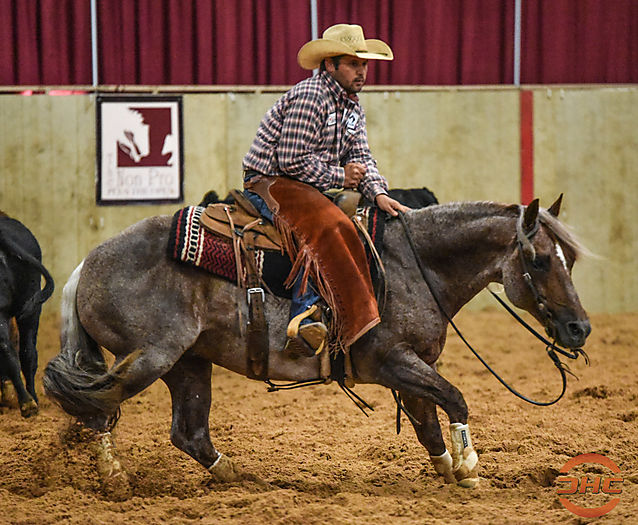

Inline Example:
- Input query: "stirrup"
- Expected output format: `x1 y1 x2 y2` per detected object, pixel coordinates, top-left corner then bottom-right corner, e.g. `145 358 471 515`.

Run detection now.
284 305 327 358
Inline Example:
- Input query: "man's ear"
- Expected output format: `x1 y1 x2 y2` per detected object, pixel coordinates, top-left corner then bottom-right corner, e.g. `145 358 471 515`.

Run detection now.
324 58 336 73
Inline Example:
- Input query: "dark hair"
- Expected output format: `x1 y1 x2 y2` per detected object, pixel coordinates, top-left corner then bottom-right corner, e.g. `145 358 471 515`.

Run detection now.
320 55 344 71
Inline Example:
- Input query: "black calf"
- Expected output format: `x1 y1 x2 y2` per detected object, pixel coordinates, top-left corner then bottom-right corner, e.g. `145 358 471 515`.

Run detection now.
0 214 54 417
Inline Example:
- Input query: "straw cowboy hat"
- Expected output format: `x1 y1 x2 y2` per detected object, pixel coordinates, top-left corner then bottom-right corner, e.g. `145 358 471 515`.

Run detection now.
297 24 394 70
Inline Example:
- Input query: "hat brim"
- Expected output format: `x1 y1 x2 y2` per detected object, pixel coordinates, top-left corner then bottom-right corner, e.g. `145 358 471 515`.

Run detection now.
297 38 393 70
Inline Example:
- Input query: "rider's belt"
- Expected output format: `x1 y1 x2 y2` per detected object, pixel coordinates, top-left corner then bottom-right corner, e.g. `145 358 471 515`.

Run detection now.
243 168 264 180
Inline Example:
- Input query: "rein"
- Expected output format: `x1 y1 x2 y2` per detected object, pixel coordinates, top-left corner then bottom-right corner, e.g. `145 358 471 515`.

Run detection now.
396 210 587 408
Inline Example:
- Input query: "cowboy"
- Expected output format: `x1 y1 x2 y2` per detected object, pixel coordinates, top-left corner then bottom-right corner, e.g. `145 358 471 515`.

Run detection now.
242 24 408 358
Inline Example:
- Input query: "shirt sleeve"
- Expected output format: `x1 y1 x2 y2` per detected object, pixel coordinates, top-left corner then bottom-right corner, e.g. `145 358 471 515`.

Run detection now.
276 91 345 191
342 110 389 203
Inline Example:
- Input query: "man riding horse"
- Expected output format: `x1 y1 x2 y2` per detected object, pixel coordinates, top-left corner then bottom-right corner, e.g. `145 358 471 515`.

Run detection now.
242 24 409 357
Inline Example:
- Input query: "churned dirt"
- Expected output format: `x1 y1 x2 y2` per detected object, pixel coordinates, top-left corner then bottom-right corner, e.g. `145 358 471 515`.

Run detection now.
1 310 636 524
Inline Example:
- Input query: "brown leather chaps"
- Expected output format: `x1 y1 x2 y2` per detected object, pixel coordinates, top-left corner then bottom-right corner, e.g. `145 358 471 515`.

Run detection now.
245 175 380 349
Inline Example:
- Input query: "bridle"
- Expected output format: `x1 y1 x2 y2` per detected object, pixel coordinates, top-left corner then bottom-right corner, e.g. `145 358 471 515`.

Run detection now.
512 206 557 333
396 207 589 412
496 206 588 363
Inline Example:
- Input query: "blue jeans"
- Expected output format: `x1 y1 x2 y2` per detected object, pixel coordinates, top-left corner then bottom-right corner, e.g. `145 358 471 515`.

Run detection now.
244 190 320 323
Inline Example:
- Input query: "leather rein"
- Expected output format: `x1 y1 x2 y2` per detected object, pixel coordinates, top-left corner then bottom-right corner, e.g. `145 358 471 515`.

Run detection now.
396 208 589 408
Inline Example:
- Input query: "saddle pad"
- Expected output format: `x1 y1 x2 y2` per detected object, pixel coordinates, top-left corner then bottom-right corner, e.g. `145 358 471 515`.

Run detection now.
168 206 239 282
168 205 386 294
359 206 386 282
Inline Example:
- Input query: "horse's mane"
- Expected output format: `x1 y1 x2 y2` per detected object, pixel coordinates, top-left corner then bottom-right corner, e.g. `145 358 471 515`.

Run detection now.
410 201 587 260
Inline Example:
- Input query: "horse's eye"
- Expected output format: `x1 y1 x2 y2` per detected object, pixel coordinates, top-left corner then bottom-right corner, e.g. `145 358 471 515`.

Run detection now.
531 255 550 272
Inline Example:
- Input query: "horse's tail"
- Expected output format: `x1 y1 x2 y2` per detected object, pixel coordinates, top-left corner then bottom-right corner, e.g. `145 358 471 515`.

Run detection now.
43 262 122 425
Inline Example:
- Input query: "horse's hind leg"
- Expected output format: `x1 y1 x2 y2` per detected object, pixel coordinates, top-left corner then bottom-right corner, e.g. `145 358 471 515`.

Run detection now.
373 343 479 487
83 345 193 499
161 356 241 482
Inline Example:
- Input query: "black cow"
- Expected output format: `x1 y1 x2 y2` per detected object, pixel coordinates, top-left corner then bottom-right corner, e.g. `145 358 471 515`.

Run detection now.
0 213 54 417
198 190 235 207
386 186 438 208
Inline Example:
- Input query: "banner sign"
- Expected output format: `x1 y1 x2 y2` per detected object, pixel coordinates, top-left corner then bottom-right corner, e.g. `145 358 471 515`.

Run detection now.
97 96 184 205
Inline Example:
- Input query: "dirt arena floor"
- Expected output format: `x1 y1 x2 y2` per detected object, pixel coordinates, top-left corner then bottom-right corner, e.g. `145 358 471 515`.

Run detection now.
1 310 636 524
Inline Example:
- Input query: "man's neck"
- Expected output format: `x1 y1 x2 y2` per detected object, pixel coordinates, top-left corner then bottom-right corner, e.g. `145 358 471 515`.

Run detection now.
320 71 359 102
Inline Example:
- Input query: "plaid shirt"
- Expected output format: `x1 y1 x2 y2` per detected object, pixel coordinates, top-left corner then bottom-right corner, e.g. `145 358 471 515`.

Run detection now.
242 71 389 203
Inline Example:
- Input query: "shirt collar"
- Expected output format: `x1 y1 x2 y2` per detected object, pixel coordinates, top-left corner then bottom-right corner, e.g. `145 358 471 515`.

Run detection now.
319 71 360 103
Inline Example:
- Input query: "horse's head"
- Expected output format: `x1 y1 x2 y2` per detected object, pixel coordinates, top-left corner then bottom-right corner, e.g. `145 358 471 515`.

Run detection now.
501 195 591 349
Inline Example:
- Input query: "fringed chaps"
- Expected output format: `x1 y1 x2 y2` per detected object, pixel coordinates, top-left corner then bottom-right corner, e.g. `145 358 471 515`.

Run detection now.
245 175 380 351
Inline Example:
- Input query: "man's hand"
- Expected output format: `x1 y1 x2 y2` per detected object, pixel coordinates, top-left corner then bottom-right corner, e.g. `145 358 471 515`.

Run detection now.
344 162 366 189
375 193 410 217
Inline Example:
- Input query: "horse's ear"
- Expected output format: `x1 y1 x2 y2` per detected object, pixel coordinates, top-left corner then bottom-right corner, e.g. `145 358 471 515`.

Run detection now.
547 193 563 217
523 199 539 232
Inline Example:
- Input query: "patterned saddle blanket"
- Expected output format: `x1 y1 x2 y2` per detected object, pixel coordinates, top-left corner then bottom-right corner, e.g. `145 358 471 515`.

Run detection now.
168 204 386 298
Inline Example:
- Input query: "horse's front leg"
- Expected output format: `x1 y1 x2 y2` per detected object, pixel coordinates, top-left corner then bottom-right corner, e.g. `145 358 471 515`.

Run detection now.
401 394 477 487
370 343 479 487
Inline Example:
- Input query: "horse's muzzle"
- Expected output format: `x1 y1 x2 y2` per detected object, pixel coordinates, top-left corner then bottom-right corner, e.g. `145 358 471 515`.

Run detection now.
550 318 591 349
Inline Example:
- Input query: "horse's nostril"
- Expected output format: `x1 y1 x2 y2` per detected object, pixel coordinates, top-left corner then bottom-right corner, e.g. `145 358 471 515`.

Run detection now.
567 320 590 339
568 323 581 336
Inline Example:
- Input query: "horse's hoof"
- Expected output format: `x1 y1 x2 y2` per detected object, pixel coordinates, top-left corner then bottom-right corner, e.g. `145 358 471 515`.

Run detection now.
100 470 132 501
208 454 241 482
430 450 456 484
456 475 480 488
20 399 39 418
453 448 480 488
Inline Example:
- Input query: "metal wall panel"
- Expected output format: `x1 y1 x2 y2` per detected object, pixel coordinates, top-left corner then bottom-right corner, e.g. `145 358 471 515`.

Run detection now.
1 87 636 314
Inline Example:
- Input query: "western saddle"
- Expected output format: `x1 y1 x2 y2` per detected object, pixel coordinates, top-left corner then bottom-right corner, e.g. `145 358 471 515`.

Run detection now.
198 188 372 385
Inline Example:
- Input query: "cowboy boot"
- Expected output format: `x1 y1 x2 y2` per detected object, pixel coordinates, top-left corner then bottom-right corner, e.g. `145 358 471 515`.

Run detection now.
283 305 328 358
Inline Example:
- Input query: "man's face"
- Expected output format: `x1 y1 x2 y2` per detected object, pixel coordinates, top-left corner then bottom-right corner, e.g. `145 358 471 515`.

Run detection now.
326 56 368 94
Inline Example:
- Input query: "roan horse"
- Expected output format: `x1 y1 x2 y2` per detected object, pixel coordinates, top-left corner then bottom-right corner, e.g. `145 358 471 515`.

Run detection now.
44 196 590 493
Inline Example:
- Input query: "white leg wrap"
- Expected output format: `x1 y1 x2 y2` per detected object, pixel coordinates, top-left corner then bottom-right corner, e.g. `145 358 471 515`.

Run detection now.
449 423 480 488
429 449 456 483
93 431 132 499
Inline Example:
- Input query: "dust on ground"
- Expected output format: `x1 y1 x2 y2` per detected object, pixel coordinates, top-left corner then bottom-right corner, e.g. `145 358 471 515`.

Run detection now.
1 311 636 524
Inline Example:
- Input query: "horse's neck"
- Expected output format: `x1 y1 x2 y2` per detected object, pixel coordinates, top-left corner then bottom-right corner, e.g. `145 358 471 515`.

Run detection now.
384 203 517 315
